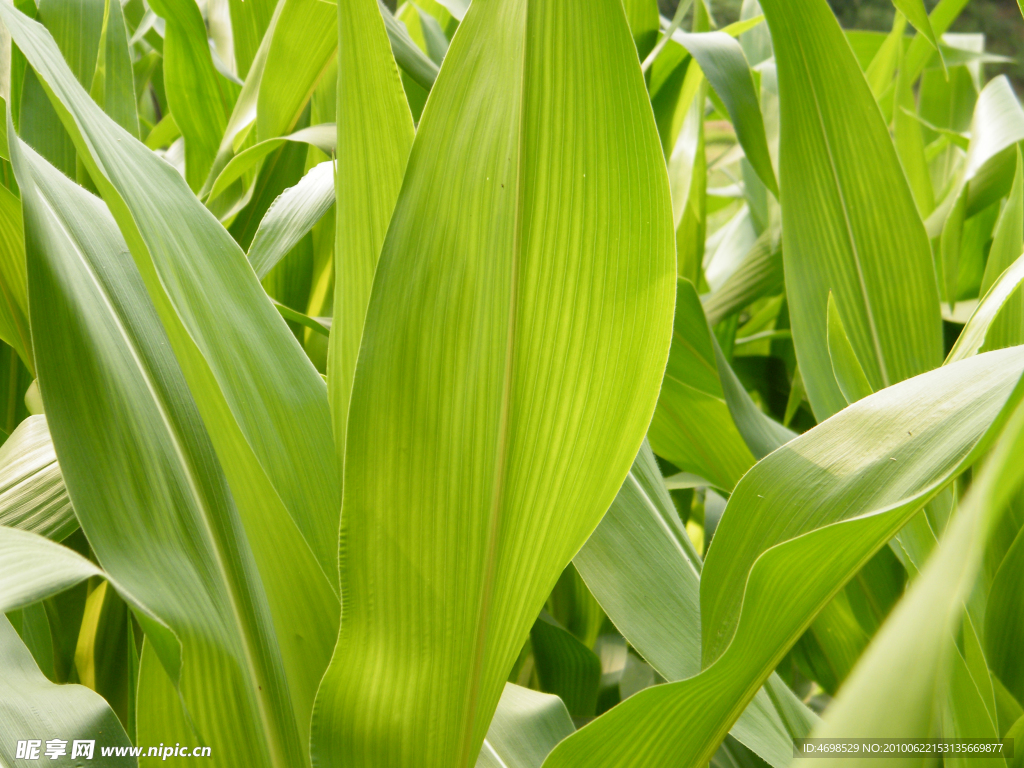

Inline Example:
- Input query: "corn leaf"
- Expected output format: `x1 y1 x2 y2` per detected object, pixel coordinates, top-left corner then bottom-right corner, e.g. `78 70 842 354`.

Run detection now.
0 183 33 372
136 637 204 760
807 398 1024 765
712 336 796 460
206 123 335 202
148 0 233 191
228 0 275 79
621 0 659 60
702 231 784 326
649 280 756 491
89 0 139 138
0 415 73 541
760 0 943 420
530 616 601 719
947 254 1024 363
575 440 819 768
475 684 574 768
11 127 323 767
891 0 942 58
671 30 777 197
328 0 414 465
256 0 335 141
0 3 343 585
248 159 334 280
0 526 100 611
309 0 676 764
986 494 1024 708
979 148 1024 352
826 293 874 405
0 614 133 765
377 0 441 90
544 348 1024 767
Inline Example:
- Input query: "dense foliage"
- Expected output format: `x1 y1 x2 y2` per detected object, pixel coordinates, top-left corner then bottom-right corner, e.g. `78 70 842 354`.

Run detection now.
0 0 1023 766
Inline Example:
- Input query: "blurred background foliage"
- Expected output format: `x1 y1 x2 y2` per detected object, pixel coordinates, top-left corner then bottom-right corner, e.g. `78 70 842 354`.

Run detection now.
658 0 1024 91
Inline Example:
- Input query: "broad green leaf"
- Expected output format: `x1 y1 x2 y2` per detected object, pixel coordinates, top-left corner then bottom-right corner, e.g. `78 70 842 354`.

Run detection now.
647 6 697 151
648 280 756 491
206 0 235 79
0 415 74 541
148 0 234 191
704 208 760 294
864 12 906 99
966 609 1000 718
546 565 605 650
712 336 796 460
248 159 333 280
965 77 1024 187
256 0 334 141
0 183 32 372
0 614 134 766
136 637 205 762
36 0 102 84
228 0 275 79
544 348 1024 767
531 615 601 719
40 533 91 686
0 96 8 159
73 580 132 730
671 29 777 196
894 45 935 217
574 440 702 681
227 125 313 251
761 0 942 420
703 231 783 326
10 128 332 767
436 0 470 20
402 0 459 49
475 684 574 768
826 293 874 405
89 0 139 138
310 0 676 765
891 0 942 59
378 0 441 90
19 0 101 179
982 149 1024 295
903 0 971 82
987 501 1024 707
941 187 970 309
0 526 100 611
407 3 450 65
621 0 659 60
9 601 55 682
946 254 1024 363
202 0 284 196
739 0 771 65
574 441 818 768
273 300 330 337
0 2 342 584
144 114 181 149
980 148 1024 352
328 0 413 466
670 81 708 283
205 123 335 202
806 398 1024 765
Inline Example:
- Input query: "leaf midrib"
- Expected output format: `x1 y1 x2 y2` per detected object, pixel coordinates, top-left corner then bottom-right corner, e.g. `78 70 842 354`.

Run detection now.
459 5 530 762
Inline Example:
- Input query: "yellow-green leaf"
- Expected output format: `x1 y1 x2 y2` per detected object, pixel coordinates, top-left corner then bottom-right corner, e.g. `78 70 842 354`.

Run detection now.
310 0 676 764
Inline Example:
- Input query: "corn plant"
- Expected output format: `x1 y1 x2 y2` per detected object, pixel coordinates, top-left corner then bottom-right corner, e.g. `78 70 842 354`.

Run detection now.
0 0 1023 765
